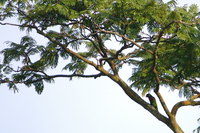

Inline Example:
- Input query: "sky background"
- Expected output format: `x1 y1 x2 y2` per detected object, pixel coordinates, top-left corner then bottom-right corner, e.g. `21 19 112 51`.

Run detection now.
0 0 200 133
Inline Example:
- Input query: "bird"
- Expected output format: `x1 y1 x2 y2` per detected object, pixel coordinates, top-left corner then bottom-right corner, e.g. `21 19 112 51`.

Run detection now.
146 93 158 111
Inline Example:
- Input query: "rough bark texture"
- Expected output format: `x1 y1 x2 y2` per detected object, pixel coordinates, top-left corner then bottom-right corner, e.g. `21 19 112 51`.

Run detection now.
107 74 184 133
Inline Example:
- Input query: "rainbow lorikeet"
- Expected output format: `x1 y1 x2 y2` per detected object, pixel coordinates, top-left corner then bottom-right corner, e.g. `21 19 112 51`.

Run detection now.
146 93 158 111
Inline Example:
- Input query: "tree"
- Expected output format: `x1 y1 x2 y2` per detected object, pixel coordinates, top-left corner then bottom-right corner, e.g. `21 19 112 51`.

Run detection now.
0 0 200 132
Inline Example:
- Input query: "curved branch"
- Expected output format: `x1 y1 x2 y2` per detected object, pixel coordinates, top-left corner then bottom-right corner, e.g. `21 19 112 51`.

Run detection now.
152 21 177 91
171 100 200 116
96 29 154 54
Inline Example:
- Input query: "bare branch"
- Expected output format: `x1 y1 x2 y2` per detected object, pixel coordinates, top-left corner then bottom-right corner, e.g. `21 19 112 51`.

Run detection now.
155 89 172 118
171 100 200 116
0 73 106 84
190 94 200 101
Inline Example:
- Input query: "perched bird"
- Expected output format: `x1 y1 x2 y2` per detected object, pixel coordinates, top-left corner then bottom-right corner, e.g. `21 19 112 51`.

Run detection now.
146 93 158 110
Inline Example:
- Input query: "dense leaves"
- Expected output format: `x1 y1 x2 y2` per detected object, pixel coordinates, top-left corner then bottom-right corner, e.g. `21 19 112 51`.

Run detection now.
0 0 200 101
1 0 200 132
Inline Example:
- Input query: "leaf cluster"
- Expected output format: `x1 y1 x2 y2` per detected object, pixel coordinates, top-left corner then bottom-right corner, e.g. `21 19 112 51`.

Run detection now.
129 3 200 97
1 0 200 98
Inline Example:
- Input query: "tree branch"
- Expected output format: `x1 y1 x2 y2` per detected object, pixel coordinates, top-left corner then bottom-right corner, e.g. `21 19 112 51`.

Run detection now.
0 73 106 84
171 100 200 116
190 94 200 100
95 29 154 54
109 75 174 130
45 73 106 79
152 20 177 91
155 90 172 118
174 19 200 25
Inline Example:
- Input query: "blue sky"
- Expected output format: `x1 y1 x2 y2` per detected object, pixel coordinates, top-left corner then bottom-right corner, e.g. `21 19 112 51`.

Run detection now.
0 0 200 133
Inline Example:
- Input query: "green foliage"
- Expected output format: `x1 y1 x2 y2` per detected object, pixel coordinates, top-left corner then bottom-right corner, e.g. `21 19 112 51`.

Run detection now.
0 0 200 99
2 1 200 132
128 2 200 98
62 53 88 76
0 36 47 93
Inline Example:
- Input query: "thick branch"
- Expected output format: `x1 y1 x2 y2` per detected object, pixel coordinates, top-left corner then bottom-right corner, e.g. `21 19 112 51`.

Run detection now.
104 74 174 131
171 100 200 116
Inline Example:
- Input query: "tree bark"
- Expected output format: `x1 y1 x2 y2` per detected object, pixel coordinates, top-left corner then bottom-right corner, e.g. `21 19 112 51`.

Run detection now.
106 74 184 132
170 116 184 133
